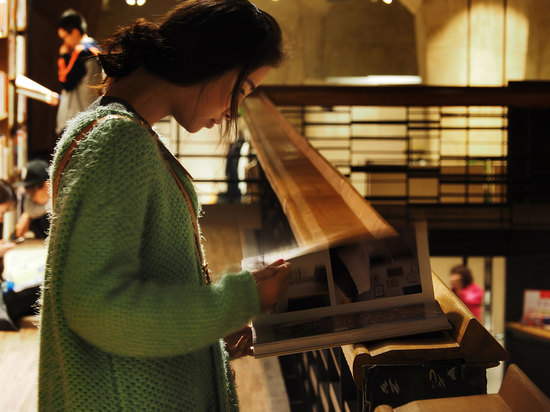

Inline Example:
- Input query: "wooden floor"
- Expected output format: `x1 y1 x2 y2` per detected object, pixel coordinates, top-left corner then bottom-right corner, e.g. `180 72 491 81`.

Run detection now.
0 318 289 412
0 203 290 412
0 316 39 412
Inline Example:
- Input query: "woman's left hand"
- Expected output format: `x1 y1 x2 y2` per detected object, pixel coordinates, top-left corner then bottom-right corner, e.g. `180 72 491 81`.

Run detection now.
224 325 254 359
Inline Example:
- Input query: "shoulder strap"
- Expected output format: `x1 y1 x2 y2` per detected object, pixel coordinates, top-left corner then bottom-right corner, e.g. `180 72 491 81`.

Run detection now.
52 113 211 284
52 114 127 207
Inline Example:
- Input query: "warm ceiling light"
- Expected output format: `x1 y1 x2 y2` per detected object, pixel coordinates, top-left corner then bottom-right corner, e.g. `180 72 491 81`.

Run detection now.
382 0 392 4
125 0 136 5
136 0 146 5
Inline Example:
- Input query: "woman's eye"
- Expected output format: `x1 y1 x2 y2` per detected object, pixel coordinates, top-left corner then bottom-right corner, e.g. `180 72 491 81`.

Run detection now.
240 88 246 96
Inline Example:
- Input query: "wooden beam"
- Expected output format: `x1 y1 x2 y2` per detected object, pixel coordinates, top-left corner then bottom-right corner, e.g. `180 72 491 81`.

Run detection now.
257 84 550 107
242 92 396 247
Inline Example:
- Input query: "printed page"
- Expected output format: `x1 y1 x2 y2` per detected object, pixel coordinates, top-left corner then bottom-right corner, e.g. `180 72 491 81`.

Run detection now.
243 246 337 326
244 222 437 326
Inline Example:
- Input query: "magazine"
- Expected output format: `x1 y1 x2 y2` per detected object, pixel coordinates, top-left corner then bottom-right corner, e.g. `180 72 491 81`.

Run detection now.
242 222 451 357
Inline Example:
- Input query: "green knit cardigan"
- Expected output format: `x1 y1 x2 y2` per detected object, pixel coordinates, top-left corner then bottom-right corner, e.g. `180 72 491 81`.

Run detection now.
38 99 261 411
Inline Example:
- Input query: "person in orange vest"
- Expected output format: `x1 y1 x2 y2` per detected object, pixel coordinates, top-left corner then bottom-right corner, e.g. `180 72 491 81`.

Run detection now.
56 9 102 135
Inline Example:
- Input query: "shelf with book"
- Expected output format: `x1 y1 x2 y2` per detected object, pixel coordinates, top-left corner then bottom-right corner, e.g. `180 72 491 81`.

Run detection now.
0 0 27 183
0 0 27 243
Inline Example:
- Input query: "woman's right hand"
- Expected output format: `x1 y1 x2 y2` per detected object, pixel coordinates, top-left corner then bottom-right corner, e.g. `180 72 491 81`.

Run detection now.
252 259 291 312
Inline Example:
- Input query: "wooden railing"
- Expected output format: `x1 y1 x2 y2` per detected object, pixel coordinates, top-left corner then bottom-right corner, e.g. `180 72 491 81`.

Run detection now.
257 83 550 107
242 92 396 246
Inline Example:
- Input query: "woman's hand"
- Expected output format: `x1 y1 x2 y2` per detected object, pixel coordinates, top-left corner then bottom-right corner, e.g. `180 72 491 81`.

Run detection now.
253 259 291 312
224 325 254 359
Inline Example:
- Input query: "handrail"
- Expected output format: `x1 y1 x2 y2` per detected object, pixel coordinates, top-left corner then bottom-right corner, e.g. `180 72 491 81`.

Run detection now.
257 83 550 107
241 92 397 246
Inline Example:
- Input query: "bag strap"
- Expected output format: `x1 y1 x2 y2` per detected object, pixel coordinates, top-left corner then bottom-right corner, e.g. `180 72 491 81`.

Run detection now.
52 114 126 206
52 114 211 284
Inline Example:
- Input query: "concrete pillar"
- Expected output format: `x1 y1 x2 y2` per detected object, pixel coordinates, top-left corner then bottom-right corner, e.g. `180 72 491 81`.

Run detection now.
524 0 550 79
412 0 531 85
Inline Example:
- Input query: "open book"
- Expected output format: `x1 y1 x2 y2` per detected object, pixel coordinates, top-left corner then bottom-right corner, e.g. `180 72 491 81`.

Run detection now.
242 222 451 357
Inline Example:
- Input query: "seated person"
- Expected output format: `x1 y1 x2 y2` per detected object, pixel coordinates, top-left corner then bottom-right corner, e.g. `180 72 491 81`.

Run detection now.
0 179 17 257
15 159 51 239
0 179 40 330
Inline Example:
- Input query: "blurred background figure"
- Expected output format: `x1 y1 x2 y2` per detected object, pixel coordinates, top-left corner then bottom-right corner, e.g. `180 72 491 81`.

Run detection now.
0 179 41 330
450 264 484 320
56 9 102 135
15 159 51 239
0 180 17 257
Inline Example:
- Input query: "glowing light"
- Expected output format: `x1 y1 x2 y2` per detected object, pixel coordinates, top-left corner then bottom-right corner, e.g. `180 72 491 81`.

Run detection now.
136 0 146 5
325 75 421 85
382 0 392 4
125 0 136 5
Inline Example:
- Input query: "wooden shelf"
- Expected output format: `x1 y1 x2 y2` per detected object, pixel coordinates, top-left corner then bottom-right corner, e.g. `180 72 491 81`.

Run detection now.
507 322 550 342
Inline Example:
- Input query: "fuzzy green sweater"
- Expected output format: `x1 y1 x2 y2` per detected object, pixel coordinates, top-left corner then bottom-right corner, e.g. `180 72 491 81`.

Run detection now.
38 98 261 411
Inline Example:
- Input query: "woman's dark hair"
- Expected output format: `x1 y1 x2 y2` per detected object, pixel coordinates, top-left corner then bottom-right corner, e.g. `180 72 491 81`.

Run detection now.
98 0 285 133
58 9 88 35
0 179 16 206
450 264 474 288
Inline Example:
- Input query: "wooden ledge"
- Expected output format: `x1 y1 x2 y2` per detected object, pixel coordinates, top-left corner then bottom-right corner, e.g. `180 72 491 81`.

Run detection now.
506 322 550 343
242 93 396 247
343 272 509 388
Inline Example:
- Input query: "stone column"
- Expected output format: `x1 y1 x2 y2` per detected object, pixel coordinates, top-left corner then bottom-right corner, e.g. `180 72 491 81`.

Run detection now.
411 0 530 85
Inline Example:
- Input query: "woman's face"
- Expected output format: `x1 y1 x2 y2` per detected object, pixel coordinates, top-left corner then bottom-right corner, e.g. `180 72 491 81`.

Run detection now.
174 66 271 134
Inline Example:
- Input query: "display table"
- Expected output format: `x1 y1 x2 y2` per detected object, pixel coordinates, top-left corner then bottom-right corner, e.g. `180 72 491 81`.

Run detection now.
506 322 550 398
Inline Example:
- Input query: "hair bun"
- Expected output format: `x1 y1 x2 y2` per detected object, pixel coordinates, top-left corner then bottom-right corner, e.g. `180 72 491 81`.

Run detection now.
122 19 160 62
98 19 161 78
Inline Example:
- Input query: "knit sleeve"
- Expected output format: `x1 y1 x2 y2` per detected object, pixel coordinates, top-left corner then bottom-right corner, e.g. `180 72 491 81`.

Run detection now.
59 118 261 358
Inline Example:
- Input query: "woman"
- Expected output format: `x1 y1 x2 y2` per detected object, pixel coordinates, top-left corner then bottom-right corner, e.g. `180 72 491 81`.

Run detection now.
39 1 290 410
449 264 483 319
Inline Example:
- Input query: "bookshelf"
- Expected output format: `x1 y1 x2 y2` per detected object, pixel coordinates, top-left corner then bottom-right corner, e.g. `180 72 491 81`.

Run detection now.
0 0 27 241
0 0 27 182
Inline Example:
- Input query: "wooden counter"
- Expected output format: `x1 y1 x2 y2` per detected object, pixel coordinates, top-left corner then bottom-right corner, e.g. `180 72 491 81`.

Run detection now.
506 322 550 398
506 322 550 342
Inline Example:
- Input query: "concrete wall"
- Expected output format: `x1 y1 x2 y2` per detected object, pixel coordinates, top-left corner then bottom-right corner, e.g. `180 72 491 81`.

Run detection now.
95 0 550 86
96 0 419 85
413 0 550 85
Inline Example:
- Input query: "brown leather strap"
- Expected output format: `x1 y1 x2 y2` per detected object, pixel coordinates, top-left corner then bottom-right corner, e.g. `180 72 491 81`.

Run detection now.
52 113 211 284
156 141 211 284
52 114 128 207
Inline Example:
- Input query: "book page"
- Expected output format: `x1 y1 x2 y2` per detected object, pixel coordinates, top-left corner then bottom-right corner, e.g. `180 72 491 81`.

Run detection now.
244 222 435 326
330 230 422 305
242 247 335 317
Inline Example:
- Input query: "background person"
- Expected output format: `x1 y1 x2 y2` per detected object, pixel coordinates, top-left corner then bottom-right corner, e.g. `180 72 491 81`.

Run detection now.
14 159 51 239
449 264 484 319
39 1 290 410
0 179 41 330
56 9 102 135
0 180 17 256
